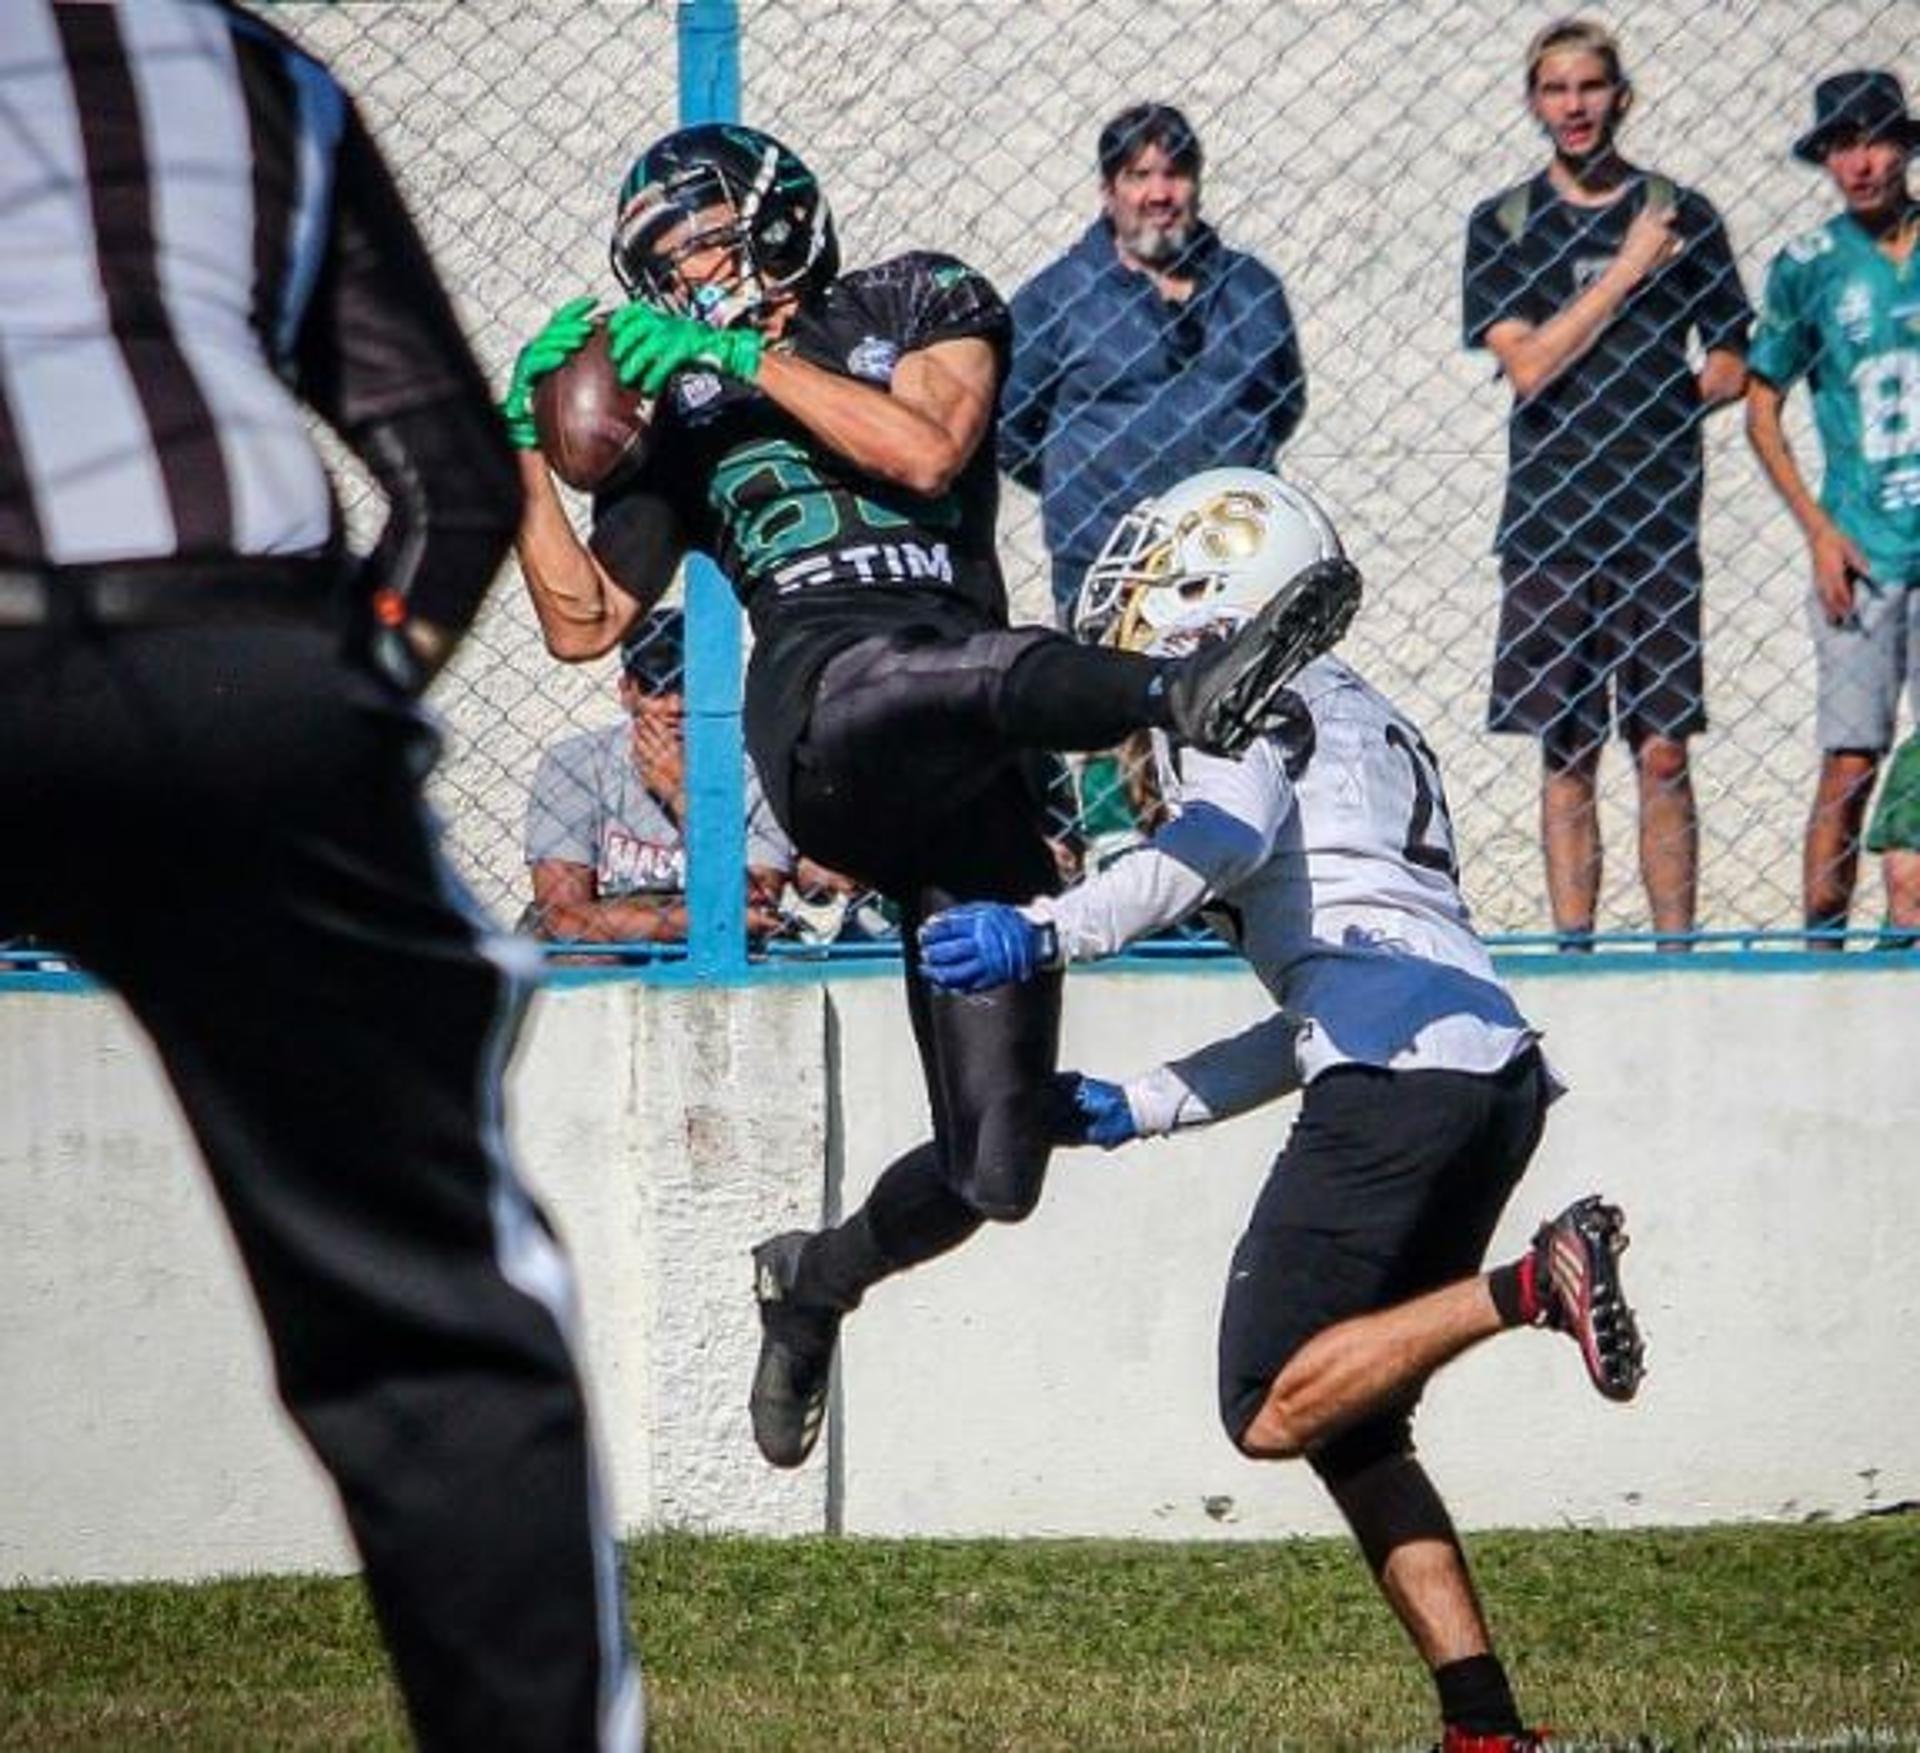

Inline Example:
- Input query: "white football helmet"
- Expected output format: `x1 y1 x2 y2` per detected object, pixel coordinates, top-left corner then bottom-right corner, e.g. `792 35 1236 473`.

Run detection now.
1072 468 1346 657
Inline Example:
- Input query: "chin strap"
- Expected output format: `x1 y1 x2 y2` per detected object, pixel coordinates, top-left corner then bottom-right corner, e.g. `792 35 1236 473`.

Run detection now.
685 275 766 331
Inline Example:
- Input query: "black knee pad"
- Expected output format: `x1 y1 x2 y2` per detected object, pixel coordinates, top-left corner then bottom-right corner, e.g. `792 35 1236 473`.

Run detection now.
1306 1412 1415 1489
1311 1444 1458 1579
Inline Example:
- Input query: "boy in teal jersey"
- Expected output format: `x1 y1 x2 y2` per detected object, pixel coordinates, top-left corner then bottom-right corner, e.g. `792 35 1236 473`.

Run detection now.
1748 70 1920 946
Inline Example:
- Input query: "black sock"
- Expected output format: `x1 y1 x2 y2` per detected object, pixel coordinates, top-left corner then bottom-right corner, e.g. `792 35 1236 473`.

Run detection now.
1486 1258 1528 1328
1434 1652 1523 1734
998 639 1172 746
795 1209 890 1312
795 1144 987 1314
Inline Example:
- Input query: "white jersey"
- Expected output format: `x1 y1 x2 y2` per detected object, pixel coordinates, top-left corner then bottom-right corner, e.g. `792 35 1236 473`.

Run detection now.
1031 657 1541 1097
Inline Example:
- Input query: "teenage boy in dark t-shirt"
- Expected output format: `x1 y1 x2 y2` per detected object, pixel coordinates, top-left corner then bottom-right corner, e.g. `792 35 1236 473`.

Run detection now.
1463 17 1751 951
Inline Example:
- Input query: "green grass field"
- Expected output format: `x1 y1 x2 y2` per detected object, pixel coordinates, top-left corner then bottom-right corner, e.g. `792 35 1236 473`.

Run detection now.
3 1520 1916 1750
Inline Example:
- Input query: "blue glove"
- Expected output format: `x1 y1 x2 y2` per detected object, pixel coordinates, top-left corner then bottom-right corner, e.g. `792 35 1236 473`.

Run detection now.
1066 1074 1136 1149
917 902 1058 993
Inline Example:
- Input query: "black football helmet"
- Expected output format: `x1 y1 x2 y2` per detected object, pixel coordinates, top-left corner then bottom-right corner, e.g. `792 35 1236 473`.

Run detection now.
610 124 839 329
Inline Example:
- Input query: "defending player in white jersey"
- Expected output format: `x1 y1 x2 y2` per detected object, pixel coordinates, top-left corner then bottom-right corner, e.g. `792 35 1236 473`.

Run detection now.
918 470 1646 1753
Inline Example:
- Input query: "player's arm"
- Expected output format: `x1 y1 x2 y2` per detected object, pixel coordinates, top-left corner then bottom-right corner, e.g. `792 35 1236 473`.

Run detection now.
1483 201 1681 400
512 456 669 662
1063 1012 1306 1150
605 300 994 495
918 746 1288 987
752 335 997 496
528 860 689 943
1033 747 1286 962
1744 374 1868 622
496 295 687 662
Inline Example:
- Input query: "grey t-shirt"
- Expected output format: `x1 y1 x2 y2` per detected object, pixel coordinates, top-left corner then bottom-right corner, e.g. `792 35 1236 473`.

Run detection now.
524 721 793 895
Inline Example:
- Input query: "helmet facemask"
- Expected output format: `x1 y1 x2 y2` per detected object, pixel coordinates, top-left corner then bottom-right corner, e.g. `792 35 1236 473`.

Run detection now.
611 131 833 331
1072 471 1347 660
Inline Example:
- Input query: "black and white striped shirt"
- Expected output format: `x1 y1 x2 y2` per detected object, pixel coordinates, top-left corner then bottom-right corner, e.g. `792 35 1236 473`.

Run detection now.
0 0 486 569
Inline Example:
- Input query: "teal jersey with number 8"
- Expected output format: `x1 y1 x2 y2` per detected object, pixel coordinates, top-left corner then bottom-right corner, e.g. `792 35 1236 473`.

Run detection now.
1749 215 1920 588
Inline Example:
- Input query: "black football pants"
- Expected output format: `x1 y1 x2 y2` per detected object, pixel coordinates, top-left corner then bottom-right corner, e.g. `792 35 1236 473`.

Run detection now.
0 620 640 1752
779 627 1084 1261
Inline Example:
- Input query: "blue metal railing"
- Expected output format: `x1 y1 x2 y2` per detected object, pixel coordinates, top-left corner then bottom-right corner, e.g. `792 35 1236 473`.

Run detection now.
676 0 751 984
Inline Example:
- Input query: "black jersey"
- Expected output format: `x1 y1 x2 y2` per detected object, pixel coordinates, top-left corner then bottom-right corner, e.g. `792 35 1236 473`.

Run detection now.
1462 172 1751 574
591 252 1013 774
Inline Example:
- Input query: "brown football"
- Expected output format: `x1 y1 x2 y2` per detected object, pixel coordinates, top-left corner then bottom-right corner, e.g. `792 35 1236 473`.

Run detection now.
532 318 654 492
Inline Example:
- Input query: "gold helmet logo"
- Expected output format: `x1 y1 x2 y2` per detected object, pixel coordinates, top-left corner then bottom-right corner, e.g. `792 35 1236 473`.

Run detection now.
1191 490 1269 564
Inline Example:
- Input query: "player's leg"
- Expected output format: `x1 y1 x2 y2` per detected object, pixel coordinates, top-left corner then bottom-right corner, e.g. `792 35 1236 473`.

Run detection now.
1490 558 1607 947
1618 561 1705 950
23 627 641 1752
1805 578 1903 945
801 578 1353 771
1317 1439 1533 1740
1223 1054 1547 1461
1216 1057 1552 1743
751 763 1065 1467
776 742 1068 1231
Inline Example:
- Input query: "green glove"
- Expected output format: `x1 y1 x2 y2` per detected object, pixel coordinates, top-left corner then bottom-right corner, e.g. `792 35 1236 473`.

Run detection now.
605 300 763 397
500 295 599 449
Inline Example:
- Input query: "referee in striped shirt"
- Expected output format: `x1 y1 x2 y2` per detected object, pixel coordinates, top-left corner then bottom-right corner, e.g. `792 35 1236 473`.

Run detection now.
0 5 641 1747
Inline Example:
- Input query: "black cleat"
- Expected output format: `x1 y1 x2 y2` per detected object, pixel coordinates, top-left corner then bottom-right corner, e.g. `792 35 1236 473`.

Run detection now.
750 1231 841 1468
1526 1195 1646 1403
1163 556 1362 757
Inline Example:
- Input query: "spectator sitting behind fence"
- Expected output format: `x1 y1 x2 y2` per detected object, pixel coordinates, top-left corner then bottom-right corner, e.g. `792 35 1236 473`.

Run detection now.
523 607 797 944
1744 70 1920 950
1463 18 1752 951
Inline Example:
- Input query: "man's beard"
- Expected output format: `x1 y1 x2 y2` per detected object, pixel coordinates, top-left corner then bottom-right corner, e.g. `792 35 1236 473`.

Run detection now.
1124 216 1194 266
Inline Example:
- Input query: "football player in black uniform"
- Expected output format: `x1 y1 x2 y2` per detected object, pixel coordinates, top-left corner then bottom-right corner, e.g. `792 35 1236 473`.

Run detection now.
504 124 1359 1468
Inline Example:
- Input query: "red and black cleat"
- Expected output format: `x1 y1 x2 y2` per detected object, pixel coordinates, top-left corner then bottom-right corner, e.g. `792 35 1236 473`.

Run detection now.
1438 1728 1551 1752
1521 1195 1647 1402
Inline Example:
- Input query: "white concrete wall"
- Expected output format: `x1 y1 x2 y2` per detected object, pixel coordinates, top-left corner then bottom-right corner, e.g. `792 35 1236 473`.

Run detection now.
2 964 1914 1584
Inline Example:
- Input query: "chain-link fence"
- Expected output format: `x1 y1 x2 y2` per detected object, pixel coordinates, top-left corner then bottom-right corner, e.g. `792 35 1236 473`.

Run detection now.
270 0 1917 959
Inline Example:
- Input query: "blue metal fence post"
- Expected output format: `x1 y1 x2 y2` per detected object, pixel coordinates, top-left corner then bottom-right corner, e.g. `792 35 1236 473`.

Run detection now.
677 0 747 979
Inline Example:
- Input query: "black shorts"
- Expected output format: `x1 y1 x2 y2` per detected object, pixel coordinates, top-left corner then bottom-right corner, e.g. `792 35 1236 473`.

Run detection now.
1488 554 1706 756
1217 1050 1549 1448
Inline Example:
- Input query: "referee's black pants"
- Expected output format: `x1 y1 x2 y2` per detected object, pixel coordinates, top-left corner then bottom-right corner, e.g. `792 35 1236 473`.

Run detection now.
0 621 640 1752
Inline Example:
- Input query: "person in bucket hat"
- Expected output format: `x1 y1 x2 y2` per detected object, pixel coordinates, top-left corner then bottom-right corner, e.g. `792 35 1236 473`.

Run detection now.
1792 70 1920 164
1747 69 1920 947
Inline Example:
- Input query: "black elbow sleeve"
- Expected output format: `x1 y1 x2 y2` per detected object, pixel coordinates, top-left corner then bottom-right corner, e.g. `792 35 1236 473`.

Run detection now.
354 399 524 632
